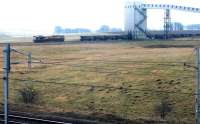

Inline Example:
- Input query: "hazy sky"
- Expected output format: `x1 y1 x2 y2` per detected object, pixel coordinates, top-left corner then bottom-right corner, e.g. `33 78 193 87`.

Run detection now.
0 0 200 35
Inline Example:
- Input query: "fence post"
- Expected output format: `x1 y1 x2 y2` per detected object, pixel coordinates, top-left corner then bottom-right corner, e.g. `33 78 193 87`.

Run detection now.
195 48 200 124
28 52 32 70
3 44 10 124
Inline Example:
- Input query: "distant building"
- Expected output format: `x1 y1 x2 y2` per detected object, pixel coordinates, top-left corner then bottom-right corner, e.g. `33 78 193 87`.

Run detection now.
171 22 184 31
185 24 200 30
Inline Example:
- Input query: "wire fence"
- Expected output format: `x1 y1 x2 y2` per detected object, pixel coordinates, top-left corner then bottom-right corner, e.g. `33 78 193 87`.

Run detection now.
0 47 196 123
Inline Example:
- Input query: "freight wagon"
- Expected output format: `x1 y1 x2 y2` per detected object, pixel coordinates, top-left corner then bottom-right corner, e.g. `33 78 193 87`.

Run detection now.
80 34 129 41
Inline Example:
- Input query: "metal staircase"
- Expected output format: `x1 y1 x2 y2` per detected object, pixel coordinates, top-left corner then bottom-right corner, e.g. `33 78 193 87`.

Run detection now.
134 7 152 39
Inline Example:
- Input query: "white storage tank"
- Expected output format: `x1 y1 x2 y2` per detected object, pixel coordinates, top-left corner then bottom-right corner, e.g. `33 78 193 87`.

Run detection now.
124 0 147 38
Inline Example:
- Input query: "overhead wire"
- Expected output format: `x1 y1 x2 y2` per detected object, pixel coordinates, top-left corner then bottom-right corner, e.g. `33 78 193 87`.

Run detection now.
11 48 43 63
7 47 195 96
9 47 197 69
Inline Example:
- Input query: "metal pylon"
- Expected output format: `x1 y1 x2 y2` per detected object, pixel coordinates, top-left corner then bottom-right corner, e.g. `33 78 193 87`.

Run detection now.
164 9 171 39
195 48 200 124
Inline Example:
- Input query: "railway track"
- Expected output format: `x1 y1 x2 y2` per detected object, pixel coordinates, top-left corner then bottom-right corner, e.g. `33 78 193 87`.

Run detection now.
0 114 70 124
0 112 111 124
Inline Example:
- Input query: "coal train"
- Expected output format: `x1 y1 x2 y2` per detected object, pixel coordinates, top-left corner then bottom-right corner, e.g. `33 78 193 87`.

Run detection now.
80 30 200 41
33 30 200 43
80 34 130 41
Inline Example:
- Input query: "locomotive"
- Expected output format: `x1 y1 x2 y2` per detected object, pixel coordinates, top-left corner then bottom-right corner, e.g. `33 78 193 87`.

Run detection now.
33 35 65 43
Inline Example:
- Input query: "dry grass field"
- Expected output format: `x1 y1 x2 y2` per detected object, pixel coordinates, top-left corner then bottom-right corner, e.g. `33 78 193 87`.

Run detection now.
0 39 200 123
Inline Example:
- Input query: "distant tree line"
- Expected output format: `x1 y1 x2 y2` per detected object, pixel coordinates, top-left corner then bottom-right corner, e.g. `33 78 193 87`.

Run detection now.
54 26 91 34
96 25 122 33
54 25 122 34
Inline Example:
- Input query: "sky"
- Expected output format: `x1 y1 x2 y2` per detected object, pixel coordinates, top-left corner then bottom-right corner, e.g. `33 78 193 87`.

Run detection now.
0 0 200 35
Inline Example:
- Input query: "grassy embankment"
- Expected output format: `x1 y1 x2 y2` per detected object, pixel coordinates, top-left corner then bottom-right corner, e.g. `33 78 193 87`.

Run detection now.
0 38 199 123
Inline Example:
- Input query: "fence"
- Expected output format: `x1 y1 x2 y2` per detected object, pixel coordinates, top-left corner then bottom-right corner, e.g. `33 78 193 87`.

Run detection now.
0 44 196 124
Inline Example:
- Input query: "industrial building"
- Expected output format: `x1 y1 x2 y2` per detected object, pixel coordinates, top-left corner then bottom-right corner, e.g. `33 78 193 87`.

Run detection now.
80 1 200 42
124 0 200 39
